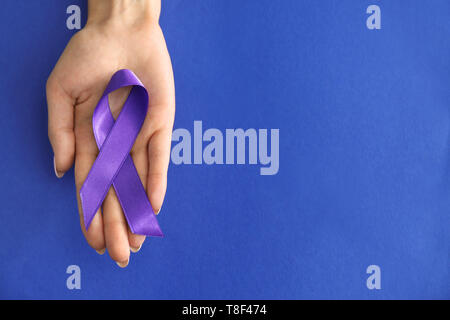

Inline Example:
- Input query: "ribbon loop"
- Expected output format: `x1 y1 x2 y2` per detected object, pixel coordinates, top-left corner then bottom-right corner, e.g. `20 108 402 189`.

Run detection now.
80 69 163 237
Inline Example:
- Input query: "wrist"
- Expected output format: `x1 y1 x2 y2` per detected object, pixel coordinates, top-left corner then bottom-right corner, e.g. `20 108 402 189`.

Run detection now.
87 0 160 27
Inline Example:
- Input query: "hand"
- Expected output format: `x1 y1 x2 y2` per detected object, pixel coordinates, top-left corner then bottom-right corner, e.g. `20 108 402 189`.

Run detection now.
46 0 175 267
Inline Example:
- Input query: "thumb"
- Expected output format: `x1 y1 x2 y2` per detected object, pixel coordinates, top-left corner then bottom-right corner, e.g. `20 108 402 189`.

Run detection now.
46 76 75 178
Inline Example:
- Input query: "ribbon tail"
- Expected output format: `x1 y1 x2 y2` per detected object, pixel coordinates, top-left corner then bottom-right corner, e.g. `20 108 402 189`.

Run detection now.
113 155 163 237
80 183 106 231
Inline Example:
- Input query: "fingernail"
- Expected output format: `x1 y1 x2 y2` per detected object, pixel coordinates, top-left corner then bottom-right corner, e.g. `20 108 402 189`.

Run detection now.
155 207 161 215
53 156 64 178
116 260 129 268
96 248 106 255
130 244 142 253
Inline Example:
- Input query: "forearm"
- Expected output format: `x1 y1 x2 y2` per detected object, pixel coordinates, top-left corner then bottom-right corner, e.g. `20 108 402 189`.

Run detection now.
87 0 161 26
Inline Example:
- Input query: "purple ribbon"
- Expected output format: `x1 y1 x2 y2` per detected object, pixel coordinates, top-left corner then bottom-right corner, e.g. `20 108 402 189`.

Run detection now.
80 69 163 237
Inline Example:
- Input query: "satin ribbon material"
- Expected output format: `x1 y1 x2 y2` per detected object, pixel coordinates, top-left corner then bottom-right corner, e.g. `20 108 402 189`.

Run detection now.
80 69 163 237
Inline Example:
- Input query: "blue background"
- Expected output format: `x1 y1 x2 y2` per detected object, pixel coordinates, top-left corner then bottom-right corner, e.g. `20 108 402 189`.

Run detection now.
0 0 449 299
